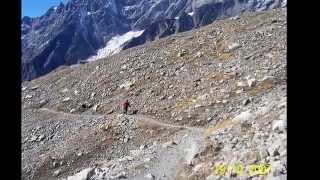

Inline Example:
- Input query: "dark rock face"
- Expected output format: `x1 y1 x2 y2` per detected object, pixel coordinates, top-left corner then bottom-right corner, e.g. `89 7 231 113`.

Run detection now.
21 0 286 81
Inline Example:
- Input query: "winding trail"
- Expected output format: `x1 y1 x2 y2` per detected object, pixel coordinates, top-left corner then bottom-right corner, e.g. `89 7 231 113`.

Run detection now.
38 107 210 179
38 108 205 132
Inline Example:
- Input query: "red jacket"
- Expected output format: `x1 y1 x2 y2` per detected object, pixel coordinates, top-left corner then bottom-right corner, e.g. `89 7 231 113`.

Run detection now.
123 101 130 109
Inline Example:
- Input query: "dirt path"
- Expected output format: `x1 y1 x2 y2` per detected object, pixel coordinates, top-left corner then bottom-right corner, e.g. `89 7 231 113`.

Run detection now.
38 108 205 132
134 114 205 131
131 121 206 180
38 108 106 119
38 107 209 179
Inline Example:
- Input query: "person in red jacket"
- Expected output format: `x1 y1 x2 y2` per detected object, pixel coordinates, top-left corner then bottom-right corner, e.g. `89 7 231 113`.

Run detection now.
123 100 130 115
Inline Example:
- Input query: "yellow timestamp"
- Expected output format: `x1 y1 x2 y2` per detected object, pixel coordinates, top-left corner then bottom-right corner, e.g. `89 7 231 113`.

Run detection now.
213 163 272 176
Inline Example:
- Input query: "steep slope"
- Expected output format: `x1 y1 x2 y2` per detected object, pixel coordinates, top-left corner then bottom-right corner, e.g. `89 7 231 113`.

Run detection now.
21 0 286 81
22 8 286 180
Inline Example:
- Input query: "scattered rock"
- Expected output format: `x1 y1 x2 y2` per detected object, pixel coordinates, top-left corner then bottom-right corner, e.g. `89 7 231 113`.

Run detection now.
207 117 213 122
29 135 37 142
228 42 241 51
270 161 286 177
268 144 280 158
162 141 177 148
81 102 93 109
247 78 256 87
237 81 246 87
168 94 175 99
193 163 205 173
194 78 201 82
30 86 39 90
236 89 243 94
119 80 135 90
37 135 45 141
243 99 251 106
265 53 274 58
176 116 183 121
106 109 114 114
206 174 216 180
93 104 99 112
230 15 240 20
121 65 127 69
260 149 270 159
38 99 48 107
272 120 286 133
195 51 203 58
232 110 254 123
273 149 280 157
177 49 187 57
279 113 286 121
261 76 275 83
102 124 110 131
53 161 59 168
124 137 129 143
245 151 261 164
70 108 77 113
25 95 33 99
145 173 155 179
194 104 203 108
62 97 71 102
61 88 68 93
115 172 127 179
126 156 134 161
278 101 286 109
53 169 62 177
159 95 166 100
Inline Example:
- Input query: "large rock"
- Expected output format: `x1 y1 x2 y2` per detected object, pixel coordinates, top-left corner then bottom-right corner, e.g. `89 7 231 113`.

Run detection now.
119 80 136 90
145 173 155 179
232 110 255 123
272 120 287 133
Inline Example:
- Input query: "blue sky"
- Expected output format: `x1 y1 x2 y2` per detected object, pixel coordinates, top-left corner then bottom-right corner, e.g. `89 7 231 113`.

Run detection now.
22 0 69 18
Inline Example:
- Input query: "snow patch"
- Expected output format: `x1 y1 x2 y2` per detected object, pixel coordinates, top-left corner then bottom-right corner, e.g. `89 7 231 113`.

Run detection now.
123 6 135 11
188 11 194 16
53 6 57 11
281 0 287 7
86 30 144 62
87 11 98 16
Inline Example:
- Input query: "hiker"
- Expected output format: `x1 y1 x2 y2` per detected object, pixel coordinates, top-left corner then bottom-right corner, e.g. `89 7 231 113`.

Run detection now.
123 100 130 115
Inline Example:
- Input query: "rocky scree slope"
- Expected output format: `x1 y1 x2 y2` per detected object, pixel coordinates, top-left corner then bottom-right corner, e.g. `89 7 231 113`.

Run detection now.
22 8 286 180
22 0 286 81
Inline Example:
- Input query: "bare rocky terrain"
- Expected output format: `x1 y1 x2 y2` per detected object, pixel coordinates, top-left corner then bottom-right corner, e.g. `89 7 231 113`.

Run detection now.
22 8 287 180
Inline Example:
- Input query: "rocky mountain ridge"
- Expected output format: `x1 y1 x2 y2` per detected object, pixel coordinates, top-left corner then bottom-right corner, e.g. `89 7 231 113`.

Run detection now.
22 0 286 81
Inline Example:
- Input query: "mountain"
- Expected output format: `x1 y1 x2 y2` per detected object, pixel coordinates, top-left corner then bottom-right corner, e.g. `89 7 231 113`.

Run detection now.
22 8 287 180
21 0 286 81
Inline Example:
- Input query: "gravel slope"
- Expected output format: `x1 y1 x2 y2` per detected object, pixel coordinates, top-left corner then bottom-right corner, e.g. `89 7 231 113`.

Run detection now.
21 8 287 180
